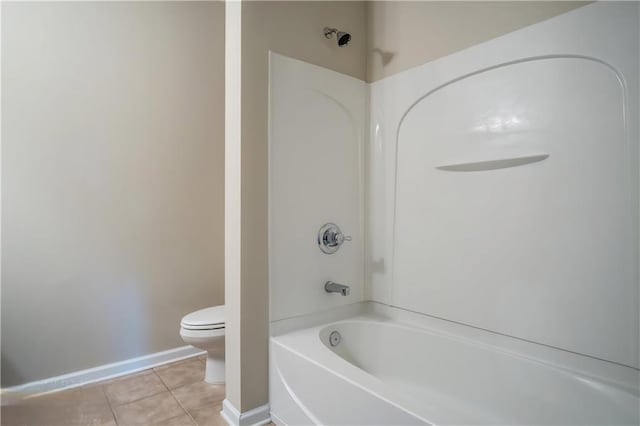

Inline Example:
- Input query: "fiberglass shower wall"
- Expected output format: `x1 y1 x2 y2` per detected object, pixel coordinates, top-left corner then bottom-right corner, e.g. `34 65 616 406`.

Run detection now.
367 2 639 369
268 53 366 321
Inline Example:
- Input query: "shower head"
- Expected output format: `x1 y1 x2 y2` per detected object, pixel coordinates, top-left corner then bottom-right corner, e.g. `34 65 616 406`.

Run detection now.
324 27 351 47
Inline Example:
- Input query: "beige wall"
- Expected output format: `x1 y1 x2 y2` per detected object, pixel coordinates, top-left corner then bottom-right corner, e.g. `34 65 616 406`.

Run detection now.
226 0 367 412
1 1 225 387
367 1 589 82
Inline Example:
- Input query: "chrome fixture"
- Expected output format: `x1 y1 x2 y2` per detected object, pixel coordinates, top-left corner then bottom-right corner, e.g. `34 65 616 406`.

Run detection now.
329 331 341 347
325 281 350 296
324 27 351 47
318 223 352 254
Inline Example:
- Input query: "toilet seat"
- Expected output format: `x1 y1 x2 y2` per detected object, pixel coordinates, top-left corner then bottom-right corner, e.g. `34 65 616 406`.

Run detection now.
180 326 225 340
179 305 226 384
181 305 225 330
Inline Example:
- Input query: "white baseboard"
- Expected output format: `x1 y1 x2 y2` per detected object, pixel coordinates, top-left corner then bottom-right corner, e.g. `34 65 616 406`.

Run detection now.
221 398 271 426
1 345 205 404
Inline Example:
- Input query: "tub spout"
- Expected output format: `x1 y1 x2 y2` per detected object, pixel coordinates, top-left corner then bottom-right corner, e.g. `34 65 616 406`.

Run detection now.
325 281 350 296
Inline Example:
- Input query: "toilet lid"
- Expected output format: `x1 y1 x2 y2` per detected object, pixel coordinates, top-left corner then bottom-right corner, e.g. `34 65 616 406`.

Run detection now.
181 305 225 330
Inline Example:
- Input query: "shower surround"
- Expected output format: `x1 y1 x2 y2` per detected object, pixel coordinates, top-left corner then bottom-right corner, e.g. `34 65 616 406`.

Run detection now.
268 3 639 425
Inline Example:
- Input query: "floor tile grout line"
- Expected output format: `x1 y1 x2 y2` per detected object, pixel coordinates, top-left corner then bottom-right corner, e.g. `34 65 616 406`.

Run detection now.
99 369 156 389
107 387 170 411
167 386 198 426
153 360 214 425
2 360 213 426
152 359 205 393
152 369 172 392
98 382 120 426
103 370 170 411
154 356 203 372
171 382 227 424
110 390 188 425
153 369 197 424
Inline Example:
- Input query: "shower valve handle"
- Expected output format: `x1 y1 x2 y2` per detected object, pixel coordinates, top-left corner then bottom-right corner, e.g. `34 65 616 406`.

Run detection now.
334 232 352 246
318 223 351 254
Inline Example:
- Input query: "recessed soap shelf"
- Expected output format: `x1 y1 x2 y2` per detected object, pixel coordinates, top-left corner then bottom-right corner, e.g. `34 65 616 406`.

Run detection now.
436 154 549 172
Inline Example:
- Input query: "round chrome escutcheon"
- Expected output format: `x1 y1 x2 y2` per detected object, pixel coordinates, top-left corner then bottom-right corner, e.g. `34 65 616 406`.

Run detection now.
329 331 341 347
317 223 351 255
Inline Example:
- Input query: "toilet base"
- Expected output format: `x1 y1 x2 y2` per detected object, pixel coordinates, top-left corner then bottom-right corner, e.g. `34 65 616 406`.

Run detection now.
180 327 225 384
205 350 225 384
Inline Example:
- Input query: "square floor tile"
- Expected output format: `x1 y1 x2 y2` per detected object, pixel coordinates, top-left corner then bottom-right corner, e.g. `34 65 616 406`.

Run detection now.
154 412 197 426
154 359 205 389
103 370 167 406
188 401 227 426
1 386 116 426
113 391 185 425
172 381 225 411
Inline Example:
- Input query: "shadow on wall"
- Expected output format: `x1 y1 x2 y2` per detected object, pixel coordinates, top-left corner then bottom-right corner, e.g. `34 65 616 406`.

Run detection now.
371 48 396 68
365 1 591 81
1 353 23 390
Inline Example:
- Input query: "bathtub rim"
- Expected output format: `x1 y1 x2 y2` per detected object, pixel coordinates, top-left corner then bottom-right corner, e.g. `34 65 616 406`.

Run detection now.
271 301 640 396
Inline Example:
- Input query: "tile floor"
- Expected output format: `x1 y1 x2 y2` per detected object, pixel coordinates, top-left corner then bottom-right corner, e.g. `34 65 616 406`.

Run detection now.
1 356 228 426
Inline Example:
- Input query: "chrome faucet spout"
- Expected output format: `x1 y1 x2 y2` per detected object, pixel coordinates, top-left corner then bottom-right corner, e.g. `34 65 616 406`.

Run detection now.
325 281 350 296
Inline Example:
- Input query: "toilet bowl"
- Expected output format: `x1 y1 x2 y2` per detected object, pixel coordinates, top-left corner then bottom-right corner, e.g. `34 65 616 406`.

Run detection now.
180 305 225 384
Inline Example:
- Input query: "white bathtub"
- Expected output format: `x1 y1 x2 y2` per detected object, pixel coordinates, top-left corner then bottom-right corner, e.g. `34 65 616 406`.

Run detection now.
270 303 640 425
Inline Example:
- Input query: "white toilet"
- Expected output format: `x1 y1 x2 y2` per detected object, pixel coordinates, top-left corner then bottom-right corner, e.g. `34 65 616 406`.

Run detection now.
179 305 225 384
